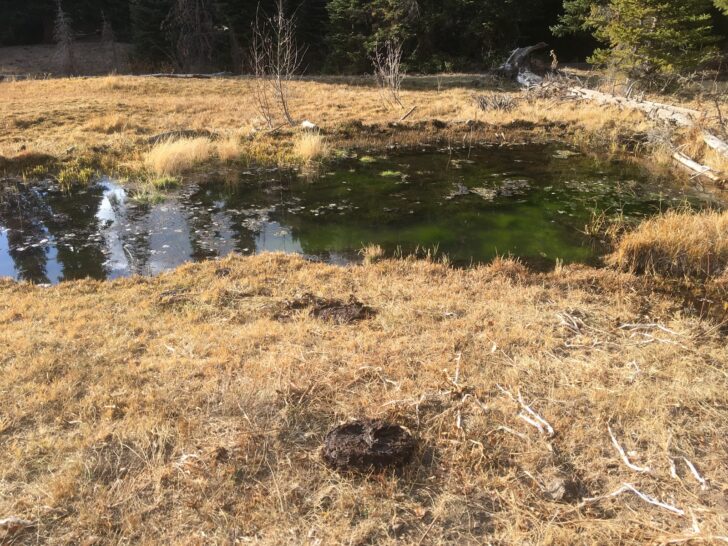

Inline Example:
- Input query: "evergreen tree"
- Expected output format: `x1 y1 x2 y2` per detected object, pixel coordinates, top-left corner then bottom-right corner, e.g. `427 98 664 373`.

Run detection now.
53 0 75 74
130 0 174 65
101 11 119 71
588 0 718 76
326 0 553 73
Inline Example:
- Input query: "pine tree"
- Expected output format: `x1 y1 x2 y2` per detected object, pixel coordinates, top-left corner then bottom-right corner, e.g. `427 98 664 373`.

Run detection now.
54 0 75 74
164 0 218 72
101 11 118 72
130 0 174 65
588 0 718 76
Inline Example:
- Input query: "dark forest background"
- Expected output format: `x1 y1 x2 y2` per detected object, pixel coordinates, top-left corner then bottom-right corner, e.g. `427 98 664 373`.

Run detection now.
1 0 727 74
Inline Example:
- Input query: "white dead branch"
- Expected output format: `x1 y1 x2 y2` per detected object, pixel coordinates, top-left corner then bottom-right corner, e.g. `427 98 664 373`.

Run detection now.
581 483 685 516
672 151 723 183
682 457 708 490
518 392 555 437
619 323 682 337
0 517 35 532
608 424 651 473
497 385 555 437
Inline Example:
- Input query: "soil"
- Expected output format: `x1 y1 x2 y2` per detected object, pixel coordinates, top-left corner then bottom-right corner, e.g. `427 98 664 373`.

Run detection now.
322 419 416 471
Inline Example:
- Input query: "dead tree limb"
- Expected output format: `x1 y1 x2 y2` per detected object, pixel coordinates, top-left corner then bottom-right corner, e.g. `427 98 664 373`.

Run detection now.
672 152 723 183
498 43 548 79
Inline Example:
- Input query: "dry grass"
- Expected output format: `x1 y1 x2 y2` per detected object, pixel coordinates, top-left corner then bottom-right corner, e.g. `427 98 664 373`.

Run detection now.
0 75 710 177
84 114 128 134
292 131 331 164
216 135 243 162
0 253 727 544
144 137 213 176
611 208 728 279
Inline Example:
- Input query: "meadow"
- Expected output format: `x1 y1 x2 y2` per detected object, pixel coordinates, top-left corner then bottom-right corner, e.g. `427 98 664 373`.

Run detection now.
1 73 727 545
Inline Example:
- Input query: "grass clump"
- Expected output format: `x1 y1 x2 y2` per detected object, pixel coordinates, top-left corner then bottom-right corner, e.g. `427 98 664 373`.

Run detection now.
359 244 385 264
610 208 728 279
149 176 181 190
293 131 331 164
379 170 403 177
145 137 213 176
85 114 127 134
131 185 166 205
217 136 243 162
56 164 95 189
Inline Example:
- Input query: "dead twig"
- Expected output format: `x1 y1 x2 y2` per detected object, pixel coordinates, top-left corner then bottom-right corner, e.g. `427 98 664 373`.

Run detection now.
580 483 685 516
608 424 651 473
497 384 555 437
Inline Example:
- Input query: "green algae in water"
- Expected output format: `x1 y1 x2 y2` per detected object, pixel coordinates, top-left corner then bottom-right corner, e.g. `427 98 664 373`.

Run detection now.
0 144 718 283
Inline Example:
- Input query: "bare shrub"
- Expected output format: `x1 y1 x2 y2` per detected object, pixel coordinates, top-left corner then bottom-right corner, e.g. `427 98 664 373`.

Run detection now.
53 0 75 75
249 1 306 127
371 39 405 108
475 93 518 113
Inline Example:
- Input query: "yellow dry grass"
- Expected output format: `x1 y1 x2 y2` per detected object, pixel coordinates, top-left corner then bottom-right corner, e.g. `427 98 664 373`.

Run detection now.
216 135 243 162
84 113 128 134
611 208 728 279
292 131 331 164
144 137 213 176
0 253 727 544
0 74 698 177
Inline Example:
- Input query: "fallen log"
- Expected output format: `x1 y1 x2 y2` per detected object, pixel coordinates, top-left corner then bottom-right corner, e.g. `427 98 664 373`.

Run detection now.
567 86 728 178
703 131 728 159
141 72 232 79
672 151 723 183
567 87 702 127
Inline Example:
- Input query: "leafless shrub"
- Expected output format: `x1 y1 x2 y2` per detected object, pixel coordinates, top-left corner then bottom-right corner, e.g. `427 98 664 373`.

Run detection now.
101 12 118 73
164 0 216 73
371 39 405 109
249 1 307 127
475 93 517 112
53 0 75 75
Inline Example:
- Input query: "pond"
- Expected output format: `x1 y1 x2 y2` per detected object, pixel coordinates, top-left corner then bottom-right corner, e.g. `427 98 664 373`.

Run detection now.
0 144 718 284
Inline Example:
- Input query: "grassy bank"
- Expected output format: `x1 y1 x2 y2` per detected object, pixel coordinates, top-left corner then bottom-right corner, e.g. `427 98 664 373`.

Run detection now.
1 253 727 544
0 75 722 185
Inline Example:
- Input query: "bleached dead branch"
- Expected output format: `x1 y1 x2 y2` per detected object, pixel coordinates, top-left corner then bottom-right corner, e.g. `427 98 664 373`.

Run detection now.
608 424 651 473
619 323 682 337
497 384 555 437
518 391 555 437
581 483 685 516
682 457 708 490
672 151 723 183
0 517 35 531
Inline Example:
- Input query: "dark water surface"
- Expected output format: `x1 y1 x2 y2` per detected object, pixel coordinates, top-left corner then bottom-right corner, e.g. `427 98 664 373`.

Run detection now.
0 144 718 284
